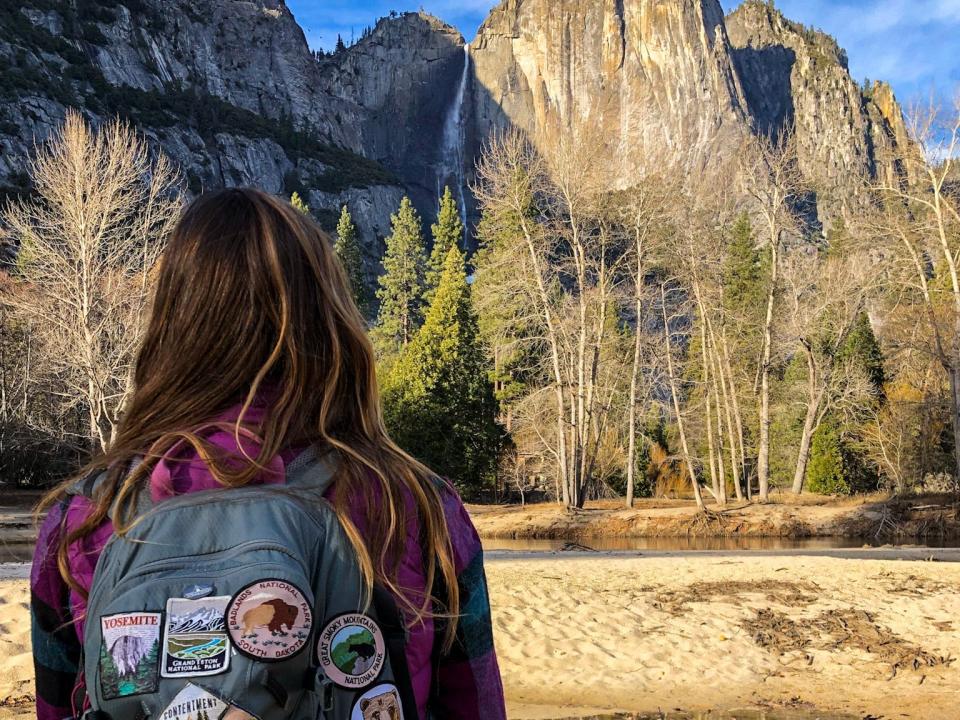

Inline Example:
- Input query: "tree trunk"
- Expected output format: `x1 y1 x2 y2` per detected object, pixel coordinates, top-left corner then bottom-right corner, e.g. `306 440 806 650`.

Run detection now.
0 320 7 425
791 391 824 494
711 332 742 501
709 343 730 505
950 366 960 490
757 241 778 502
721 333 749 501
662 284 704 510
626 314 642 507
518 216 570 505
22 321 30 419
700 321 722 503
791 346 828 494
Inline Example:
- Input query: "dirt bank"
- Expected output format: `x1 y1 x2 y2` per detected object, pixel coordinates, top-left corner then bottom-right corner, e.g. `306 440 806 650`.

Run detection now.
469 493 960 542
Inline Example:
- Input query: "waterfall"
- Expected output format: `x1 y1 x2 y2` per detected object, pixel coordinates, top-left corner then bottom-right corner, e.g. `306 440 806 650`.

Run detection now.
438 43 470 244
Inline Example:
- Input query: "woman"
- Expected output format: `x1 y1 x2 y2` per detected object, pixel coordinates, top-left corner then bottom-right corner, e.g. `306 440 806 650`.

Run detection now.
31 188 506 720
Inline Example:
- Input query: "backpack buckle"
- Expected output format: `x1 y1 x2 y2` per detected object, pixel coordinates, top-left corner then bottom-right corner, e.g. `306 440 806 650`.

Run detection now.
80 711 112 720
315 668 334 712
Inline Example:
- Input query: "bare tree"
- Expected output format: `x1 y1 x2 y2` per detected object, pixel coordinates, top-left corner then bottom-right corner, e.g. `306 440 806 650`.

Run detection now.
619 173 676 507
779 245 876 492
737 131 807 501
872 96 960 487
1 111 182 451
474 126 630 508
660 282 706 510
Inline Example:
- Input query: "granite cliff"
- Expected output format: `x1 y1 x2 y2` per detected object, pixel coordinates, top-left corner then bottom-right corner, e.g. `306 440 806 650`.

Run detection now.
470 0 751 178
468 0 912 226
318 13 468 217
726 0 912 222
0 0 405 258
0 0 911 257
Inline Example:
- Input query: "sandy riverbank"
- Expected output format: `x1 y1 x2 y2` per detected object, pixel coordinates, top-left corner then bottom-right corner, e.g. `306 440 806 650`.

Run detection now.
3 555 960 719
486 555 960 718
470 493 960 542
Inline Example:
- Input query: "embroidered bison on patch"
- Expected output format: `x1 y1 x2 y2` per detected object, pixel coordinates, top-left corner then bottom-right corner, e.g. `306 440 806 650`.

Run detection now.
360 688 401 720
240 598 300 636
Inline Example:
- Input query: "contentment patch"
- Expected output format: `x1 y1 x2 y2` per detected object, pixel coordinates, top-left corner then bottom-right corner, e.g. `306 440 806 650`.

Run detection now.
317 613 386 689
226 579 312 660
159 683 255 720
161 595 231 677
350 684 403 720
98 612 161 699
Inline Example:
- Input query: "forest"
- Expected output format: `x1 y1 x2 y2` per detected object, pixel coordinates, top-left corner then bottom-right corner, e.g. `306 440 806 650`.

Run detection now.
1 103 959 509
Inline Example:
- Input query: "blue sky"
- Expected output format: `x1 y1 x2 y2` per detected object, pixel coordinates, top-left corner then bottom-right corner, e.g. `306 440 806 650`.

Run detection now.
287 0 959 106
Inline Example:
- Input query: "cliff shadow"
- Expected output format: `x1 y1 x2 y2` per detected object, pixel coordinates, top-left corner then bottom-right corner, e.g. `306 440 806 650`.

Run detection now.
731 45 797 139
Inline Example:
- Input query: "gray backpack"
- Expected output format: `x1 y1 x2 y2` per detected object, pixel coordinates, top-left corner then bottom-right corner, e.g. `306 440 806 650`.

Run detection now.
74 449 418 720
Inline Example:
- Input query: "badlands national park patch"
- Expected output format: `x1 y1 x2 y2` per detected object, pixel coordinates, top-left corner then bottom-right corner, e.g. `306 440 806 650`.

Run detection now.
226 579 313 660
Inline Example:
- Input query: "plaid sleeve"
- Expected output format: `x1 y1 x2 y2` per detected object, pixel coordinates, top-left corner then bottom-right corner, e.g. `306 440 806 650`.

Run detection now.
30 498 82 720
433 489 506 720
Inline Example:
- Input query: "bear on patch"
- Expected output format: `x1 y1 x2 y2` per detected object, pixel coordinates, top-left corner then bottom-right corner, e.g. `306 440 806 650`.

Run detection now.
349 639 376 662
241 599 299 636
360 688 401 720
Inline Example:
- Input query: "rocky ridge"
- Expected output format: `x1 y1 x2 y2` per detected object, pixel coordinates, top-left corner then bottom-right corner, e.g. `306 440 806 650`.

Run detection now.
470 0 752 181
0 0 913 262
725 0 912 222
0 0 404 258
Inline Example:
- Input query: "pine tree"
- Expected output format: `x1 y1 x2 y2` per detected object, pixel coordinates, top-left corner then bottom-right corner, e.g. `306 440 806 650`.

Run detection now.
334 205 370 315
381 246 502 495
838 311 885 393
290 192 310 216
335 34 347 53
807 422 851 495
376 196 427 348
425 186 463 303
99 645 120 698
723 212 766 318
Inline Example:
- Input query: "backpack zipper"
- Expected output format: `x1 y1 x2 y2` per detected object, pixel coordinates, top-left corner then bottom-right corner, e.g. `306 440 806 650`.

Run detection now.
89 541 309 612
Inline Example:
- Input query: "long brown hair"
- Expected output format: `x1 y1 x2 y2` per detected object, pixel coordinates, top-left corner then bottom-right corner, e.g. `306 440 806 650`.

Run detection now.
40 188 459 643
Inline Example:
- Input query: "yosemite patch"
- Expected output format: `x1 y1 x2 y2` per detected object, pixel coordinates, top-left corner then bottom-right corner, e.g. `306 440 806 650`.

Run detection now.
317 613 386 689
226 579 312 661
98 612 161 699
161 596 231 677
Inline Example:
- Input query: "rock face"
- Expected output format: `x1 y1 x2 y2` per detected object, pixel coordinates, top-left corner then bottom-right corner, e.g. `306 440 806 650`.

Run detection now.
0 0 912 253
319 13 467 219
470 0 751 180
725 0 912 223
0 0 402 258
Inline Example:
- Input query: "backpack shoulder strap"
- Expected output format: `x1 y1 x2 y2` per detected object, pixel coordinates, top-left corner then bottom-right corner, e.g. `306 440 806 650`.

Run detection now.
66 457 147 499
284 445 338 495
66 470 109 500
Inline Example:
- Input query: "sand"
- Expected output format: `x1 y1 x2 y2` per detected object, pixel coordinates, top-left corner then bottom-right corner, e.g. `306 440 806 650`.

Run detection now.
486 555 960 719
2 555 959 719
0 581 32 712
